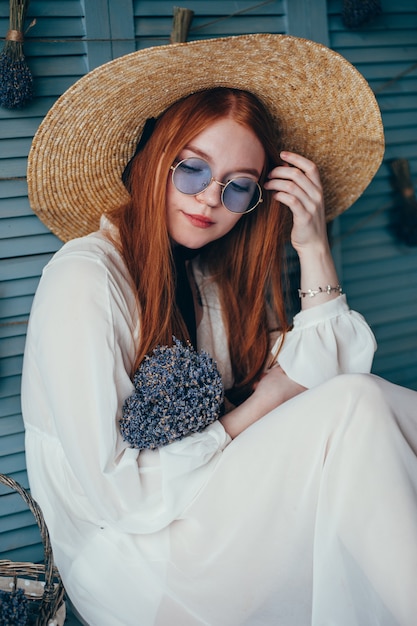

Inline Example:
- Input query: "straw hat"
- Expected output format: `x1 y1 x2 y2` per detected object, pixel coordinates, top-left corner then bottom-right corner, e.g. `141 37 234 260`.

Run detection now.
27 34 384 242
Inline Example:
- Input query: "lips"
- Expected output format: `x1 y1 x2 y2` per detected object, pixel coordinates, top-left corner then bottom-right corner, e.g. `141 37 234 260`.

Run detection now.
183 212 215 228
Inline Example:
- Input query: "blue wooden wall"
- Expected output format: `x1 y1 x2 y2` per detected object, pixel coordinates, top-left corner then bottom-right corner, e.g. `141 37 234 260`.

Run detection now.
1 0 416 564
328 0 417 390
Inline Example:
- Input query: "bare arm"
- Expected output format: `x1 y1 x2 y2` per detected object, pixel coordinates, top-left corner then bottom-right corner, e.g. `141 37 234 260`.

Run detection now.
219 366 306 439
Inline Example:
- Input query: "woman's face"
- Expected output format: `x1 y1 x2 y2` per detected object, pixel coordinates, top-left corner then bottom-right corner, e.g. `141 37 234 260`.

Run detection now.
166 117 265 249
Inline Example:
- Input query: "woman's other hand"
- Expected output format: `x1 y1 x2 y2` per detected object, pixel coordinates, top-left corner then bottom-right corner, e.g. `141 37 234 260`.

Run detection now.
253 364 306 408
220 365 306 439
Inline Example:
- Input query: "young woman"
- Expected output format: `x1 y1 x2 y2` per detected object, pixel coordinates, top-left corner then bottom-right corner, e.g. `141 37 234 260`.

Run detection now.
22 35 417 625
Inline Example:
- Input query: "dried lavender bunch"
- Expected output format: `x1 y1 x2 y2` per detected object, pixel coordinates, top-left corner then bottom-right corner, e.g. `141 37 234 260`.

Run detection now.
0 0 34 109
120 338 224 450
0 588 28 626
390 158 417 247
342 0 382 28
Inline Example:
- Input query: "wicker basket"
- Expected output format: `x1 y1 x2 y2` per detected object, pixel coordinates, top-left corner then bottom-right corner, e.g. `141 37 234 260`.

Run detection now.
0 474 66 625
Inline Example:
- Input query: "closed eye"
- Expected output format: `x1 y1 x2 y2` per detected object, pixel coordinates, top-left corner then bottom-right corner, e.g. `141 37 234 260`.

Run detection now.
228 179 255 193
178 162 205 174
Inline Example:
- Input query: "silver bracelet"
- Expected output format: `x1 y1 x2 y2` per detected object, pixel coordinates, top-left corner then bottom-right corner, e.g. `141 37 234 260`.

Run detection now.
298 285 343 298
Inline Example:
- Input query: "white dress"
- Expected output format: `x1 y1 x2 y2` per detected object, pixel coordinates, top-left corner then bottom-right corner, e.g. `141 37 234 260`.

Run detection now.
21 217 417 626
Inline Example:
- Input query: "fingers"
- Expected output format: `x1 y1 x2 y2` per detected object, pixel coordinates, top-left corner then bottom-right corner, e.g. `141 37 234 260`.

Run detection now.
276 151 321 183
264 151 323 216
264 151 328 251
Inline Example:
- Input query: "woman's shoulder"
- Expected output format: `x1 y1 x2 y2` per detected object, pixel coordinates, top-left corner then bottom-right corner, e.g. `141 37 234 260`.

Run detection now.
36 216 136 312
46 215 126 275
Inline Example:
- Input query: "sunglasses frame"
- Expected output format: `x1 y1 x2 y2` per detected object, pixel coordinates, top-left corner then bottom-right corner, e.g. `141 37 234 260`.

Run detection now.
170 157 263 214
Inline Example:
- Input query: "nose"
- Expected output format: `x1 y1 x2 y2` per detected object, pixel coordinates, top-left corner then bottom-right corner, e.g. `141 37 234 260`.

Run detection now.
196 178 223 208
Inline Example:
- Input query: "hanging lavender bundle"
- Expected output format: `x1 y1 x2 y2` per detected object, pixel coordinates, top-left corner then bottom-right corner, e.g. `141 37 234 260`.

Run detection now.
120 338 224 450
342 0 382 29
0 0 34 109
389 158 417 247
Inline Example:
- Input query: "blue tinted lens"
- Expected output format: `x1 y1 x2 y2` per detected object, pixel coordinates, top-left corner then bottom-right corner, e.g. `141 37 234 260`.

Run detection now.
172 157 261 213
172 158 212 195
223 178 261 213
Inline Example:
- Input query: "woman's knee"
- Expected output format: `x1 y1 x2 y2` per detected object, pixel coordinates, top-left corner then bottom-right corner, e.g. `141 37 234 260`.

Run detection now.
321 372 386 405
319 373 395 440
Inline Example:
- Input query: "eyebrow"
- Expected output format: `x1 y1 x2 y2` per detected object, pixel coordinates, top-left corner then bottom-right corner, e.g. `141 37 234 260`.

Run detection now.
182 144 262 179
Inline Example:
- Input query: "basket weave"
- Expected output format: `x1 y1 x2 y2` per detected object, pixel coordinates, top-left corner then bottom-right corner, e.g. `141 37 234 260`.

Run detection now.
0 474 66 625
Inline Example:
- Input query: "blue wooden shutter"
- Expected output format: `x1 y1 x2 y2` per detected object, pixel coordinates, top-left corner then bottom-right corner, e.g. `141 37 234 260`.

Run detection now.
328 0 417 390
0 0 88 562
133 0 287 49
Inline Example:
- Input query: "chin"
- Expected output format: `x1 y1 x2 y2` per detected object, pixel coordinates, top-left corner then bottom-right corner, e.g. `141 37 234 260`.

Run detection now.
170 230 215 250
174 239 208 250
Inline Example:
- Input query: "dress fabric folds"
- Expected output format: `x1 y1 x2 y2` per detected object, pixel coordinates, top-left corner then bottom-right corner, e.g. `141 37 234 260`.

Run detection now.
21 217 417 626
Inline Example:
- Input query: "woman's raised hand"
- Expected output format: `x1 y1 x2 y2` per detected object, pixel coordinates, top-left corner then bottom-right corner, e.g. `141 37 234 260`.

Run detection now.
264 151 341 310
264 151 328 255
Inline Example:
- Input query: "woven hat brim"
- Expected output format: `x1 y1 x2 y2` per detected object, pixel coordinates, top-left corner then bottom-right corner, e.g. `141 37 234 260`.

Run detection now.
27 34 384 242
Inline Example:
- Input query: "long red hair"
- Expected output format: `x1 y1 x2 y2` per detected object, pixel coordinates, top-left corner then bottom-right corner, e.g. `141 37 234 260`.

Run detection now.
109 88 292 398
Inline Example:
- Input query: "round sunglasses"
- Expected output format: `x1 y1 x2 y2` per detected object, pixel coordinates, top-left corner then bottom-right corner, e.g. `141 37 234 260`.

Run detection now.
170 157 263 214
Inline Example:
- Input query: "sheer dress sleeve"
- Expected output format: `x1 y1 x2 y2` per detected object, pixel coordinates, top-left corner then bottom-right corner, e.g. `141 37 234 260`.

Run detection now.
21 236 229 537
275 295 377 388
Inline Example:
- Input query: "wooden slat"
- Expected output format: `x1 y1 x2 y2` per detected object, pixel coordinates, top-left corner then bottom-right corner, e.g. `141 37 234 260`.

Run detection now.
329 13 417 30
24 55 88 77
0 452 27 476
328 0 416 14
354 62 417 81
0 180 28 199
0 196 33 219
0 234 61 260
0 355 24 379
1 275 41 299
332 31 417 48
0 336 27 360
1 157 33 179
25 17 86 39
0 510 39 536
27 0 85 18
338 45 417 64
0 410 24 433
0 523 43 556
0 320 28 341
0 254 53 281
0 216 53 239
0 97 67 119
25 40 87 57
0 118 41 140
135 16 287 40
1 138 33 159
0 374 21 398
0 432 25 458
0 542 44 565
0 295 32 319
134 0 286 16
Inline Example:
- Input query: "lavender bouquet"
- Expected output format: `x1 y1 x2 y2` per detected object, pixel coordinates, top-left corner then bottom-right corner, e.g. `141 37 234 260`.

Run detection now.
120 338 224 450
